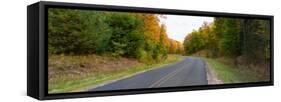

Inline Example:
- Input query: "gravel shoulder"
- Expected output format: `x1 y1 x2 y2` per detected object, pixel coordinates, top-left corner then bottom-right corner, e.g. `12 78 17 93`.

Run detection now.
205 62 223 84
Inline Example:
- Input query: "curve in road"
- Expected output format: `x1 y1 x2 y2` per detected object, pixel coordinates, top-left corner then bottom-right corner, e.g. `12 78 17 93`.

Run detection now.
89 57 207 92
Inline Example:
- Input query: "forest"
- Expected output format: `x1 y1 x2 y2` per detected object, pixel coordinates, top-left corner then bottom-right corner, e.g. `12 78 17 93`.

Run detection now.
48 8 183 64
48 8 270 93
183 17 270 78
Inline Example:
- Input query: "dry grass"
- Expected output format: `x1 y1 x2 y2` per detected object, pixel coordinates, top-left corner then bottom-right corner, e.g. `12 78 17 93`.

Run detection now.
48 54 181 93
49 55 140 82
205 57 270 83
48 54 141 93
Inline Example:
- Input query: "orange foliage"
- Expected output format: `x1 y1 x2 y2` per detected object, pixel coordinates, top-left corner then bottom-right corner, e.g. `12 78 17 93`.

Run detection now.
169 39 183 54
140 14 161 43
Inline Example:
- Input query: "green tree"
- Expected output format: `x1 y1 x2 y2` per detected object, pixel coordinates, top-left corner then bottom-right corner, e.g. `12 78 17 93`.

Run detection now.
107 13 145 57
241 19 270 63
48 9 93 54
218 18 241 56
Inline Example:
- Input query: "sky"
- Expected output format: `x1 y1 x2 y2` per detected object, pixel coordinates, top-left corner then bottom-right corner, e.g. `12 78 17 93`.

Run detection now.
159 15 214 43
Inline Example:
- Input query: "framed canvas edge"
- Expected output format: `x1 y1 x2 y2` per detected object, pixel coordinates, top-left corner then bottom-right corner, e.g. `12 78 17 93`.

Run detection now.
33 1 274 100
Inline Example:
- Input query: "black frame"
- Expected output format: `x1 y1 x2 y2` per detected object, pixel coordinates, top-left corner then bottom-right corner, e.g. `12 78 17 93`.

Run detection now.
27 1 274 100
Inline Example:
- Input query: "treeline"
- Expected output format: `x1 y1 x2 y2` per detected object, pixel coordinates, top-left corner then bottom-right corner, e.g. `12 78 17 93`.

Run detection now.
183 18 270 64
48 8 183 63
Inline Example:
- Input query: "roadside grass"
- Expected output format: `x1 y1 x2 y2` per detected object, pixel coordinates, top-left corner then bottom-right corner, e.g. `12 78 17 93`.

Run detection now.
203 58 267 84
48 54 182 94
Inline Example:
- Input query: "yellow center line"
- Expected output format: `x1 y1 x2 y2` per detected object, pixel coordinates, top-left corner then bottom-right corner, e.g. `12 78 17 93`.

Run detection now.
149 59 193 88
149 67 184 88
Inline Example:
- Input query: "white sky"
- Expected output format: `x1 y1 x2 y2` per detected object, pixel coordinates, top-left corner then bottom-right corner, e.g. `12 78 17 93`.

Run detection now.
159 15 214 43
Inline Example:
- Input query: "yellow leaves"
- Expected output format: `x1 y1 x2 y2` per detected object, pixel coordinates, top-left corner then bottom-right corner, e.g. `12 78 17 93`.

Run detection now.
141 14 161 43
169 39 183 54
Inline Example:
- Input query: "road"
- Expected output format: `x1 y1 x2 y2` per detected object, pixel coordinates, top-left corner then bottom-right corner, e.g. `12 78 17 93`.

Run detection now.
89 57 208 91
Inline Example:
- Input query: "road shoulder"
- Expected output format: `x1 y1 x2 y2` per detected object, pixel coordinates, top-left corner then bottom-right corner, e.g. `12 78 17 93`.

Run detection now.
205 61 223 84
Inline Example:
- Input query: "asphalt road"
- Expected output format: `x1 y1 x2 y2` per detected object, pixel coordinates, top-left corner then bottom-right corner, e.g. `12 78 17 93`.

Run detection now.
89 57 208 91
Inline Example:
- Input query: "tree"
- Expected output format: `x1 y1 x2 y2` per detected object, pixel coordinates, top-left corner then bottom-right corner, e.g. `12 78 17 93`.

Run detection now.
241 19 270 63
159 24 169 59
218 18 241 56
49 9 95 54
48 9 187 63
183 30 205 54
183 17 270 65
107 13 145 57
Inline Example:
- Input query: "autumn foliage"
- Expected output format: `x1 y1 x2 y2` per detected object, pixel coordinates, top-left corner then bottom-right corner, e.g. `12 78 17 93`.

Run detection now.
48 8 183 64
183 17 270 74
